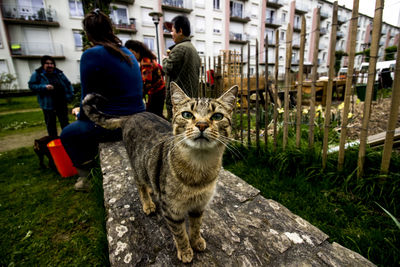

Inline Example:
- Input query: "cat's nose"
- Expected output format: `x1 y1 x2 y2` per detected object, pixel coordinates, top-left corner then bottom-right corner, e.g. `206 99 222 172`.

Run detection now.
195 121 209 132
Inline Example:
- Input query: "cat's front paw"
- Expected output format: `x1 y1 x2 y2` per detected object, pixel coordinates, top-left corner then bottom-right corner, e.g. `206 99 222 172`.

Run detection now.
143 201 156 215
177 246 193 263
191 236 206 251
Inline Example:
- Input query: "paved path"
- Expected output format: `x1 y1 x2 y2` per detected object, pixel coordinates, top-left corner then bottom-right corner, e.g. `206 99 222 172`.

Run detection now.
0 108 41 116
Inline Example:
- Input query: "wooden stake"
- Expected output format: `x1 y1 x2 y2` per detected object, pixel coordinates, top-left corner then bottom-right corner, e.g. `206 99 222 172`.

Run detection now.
283 23 293 149
357 0 383 178
322 2 338 169
240 46 244 143
247 43 251 146
296 15 306 148
256 39 260 150
265 36 269 149
273 29 279 150
380 38 400 173
309 8 321 149
338 0 359 171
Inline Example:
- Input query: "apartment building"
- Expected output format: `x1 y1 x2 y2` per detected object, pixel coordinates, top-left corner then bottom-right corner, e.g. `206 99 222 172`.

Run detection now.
0 0 399 90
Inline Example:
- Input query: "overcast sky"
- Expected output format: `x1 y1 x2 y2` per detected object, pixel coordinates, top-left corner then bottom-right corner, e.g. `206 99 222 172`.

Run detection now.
333 0 400 26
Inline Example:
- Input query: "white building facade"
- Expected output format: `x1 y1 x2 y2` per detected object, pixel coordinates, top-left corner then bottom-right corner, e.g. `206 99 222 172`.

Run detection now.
0 0 399 89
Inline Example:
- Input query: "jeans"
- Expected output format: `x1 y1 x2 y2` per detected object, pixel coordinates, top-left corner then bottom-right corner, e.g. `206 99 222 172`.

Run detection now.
43 105 69 137
60 119 122 167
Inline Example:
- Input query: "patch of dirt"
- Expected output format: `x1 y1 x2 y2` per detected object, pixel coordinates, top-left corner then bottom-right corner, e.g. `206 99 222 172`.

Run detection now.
345 97 400 140
0 129 49 153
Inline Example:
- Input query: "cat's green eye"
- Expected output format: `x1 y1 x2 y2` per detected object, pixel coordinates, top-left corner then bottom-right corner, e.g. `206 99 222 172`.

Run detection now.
211 113 224 121
182 111 194 119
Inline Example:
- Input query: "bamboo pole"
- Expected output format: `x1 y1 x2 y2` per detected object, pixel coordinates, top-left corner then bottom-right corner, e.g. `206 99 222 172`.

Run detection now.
357 0 383 178
255 39 260 150
265 36 269 149
208 56 211 97
283 23 293 149
217 55 222 96
309 8 321 149
228 50 232 89
381 39 400 174
240 46 244 143
273 29 279 150
204 56 207 97
337 0 359 171
232 50 238 139
296 15 306 148
247 43 251 146
322 2 338 169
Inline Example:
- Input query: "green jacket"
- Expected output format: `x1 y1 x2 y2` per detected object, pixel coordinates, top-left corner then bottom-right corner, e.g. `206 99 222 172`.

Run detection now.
163 37 201 117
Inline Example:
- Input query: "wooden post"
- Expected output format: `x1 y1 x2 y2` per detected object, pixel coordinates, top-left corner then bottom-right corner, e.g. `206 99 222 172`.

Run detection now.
273 29 279 150
309 8 321 149
208 56 211 97
322 2 338 169
217 55 222 97
247 43 251 146
265 36 269 149
296 15 306 148
338 0 359 171
381 38 400 174
232 50 238 140
240 46 244 143
228 51 232 90
357 0 383 178
204 56 207 97
283 23 293 149
255 39 260 150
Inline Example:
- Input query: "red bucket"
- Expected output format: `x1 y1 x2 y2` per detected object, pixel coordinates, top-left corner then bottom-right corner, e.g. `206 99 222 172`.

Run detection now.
47 139 78 177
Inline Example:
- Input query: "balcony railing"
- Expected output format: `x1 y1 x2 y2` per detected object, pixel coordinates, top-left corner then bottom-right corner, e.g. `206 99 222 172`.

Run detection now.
161 0 192 13
320 27 328 35
1 3 58 25
10 42 64 58
266 0 286 9
295 3 309 14
293 23 301 32
381 28 387 35
265 37 276 46
336 31 344 39
320 9 329 20
338 15 346 25
229 32 249 43
112 18 137 33
230 10 251 23
265 17 281 28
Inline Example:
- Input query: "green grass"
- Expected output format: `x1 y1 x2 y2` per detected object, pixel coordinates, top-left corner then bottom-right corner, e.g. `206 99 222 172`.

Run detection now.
0 111 46 137
0 148 109 266
224 143 400 267
0 96 39 113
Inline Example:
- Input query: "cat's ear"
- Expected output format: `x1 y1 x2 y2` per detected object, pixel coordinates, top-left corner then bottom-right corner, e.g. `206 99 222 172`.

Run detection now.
217 85 238 112
170 82 190 106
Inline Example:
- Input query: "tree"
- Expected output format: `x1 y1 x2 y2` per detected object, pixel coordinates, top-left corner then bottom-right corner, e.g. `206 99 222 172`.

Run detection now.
384 45 397 61
334 50 348 75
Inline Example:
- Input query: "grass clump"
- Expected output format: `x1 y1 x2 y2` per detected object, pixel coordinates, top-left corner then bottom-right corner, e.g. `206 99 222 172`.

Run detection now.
0 148 109 266
224 143 400 267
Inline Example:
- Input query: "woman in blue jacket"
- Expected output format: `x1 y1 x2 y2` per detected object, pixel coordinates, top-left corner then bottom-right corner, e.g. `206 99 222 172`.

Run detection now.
28 56 74 137
60 9 145 191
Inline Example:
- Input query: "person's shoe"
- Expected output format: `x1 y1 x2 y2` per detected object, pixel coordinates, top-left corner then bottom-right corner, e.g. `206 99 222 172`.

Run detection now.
74 176 90 192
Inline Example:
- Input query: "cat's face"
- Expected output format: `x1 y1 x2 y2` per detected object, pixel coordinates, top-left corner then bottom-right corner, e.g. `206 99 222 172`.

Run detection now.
170 82 238 150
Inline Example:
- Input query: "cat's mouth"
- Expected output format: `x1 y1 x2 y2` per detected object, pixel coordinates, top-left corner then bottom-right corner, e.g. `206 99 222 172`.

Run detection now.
194 133 209 142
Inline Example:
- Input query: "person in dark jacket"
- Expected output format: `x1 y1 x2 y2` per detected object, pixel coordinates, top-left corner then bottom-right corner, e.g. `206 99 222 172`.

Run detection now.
162 15 201 120
60 9 145 191
28 55 74 137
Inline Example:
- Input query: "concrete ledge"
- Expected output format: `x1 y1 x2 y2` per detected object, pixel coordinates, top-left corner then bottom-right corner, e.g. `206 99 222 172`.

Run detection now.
99 141 376 266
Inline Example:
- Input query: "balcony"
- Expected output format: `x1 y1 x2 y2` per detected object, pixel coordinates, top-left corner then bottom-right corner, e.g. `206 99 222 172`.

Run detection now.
10 42 64 59
292 40 300 49
336 31 344 39
318 44 327 51
265 37 277 47
112 18 137 34
319 27 328 35
379 40 385 46
338 15 346 25
293 23 301 33
229 32 249 44
114 0 135 3
291 59 300 65
161 0 192 13
320 9 329 20
266 0 285 9
1 3 59 27
381 28 387 35
265 17 281 29
295 3 308 14
230 11 251 23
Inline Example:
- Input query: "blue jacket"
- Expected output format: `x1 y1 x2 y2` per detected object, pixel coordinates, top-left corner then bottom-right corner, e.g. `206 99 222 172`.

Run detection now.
79 45 145 120
28 67 74 110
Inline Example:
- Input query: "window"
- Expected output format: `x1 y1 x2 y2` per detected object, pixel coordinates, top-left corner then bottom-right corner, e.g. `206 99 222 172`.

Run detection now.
73 30 82 49
196 40 205 55
213 42 221 56
69 0 84 17
230 1 243 18
18 0 44 18
165 38 174 50
282 12 287 23
24 27 53 55
266 29 274 44
213 0 220 10
111 7 129 25
213 18 222 34
141 7 153 26
117 34 131 46
251 3 258 19
280 31 285 41
196 16 205 33
143 36 155 51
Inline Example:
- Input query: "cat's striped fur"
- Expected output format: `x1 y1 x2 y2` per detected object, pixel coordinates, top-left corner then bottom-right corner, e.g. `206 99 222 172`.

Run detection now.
82 82 238 263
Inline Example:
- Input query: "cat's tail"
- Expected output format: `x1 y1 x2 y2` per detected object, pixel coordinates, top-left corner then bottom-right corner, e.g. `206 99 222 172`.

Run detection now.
81 93 128 129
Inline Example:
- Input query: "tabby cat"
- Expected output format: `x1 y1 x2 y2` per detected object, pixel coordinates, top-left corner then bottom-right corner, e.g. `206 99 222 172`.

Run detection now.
82 82 238 263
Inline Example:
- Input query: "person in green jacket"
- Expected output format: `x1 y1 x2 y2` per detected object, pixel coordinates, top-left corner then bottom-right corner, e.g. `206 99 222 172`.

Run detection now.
163 15 201 120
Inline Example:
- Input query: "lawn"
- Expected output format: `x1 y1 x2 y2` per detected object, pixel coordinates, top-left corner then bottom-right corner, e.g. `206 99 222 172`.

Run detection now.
0 148 108 266
0 95 39 112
